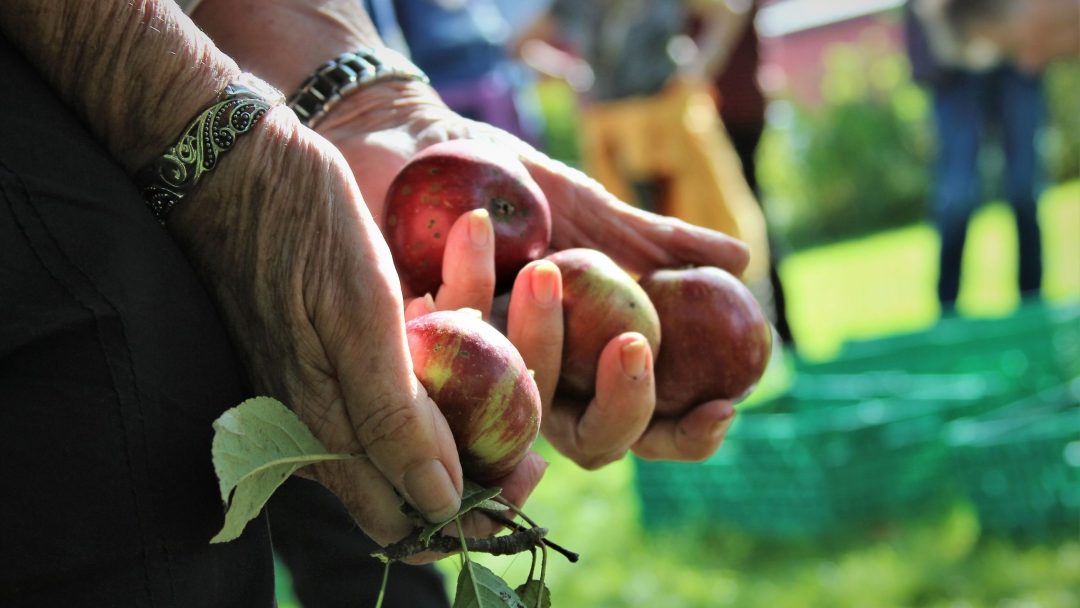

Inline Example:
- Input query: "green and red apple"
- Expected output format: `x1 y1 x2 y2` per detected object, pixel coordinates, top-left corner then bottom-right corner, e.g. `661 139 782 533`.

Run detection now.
546 248 661 399
405 310 541 483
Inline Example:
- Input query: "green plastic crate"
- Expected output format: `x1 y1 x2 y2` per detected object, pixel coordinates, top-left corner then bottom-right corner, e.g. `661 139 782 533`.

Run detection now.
946 380 1080 538
800 302 1080 387
788 371 1017 420
635 396 949 537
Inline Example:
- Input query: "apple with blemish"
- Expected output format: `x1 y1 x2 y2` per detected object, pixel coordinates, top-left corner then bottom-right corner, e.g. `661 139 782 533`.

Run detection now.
546 248 661 400
640 266 772 416
406 310 542 484
385 139 552 296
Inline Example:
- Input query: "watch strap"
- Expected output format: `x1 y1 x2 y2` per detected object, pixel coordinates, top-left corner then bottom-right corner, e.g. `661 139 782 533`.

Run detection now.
287 47 430 128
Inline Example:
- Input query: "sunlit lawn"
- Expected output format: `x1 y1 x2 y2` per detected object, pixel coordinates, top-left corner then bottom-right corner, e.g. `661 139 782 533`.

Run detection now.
784 180 1080 360
277 182 1080 607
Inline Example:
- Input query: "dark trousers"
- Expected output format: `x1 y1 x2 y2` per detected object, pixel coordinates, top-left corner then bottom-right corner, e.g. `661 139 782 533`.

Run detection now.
0 34 273 606
726 122 794 345
270 478 451 608
930 65 1044 307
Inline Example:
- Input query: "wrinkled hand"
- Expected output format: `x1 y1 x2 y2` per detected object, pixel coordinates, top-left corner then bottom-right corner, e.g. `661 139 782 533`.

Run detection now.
318 81 744 467
166 108 543 553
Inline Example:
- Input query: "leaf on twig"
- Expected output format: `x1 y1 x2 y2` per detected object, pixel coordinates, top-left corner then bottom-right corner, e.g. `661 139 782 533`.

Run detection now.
476 499 510 513
515 580 552 608
454 560 525 608
210 396 356 543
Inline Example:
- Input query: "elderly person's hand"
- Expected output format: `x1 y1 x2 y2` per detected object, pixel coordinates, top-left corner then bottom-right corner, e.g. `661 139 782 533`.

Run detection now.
192 0 744 475
166 106 546 550
1 0 547 558
321 79 742 469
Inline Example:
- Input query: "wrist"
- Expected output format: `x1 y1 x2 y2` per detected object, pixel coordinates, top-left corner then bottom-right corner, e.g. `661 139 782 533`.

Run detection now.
287 47 430 128
167 104 301 240
0 0 243 172
137 73 286 222
315 78 447 134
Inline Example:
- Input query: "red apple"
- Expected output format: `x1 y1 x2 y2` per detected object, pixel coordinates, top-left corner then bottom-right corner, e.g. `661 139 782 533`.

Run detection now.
546 248 661 400
640 267 772 416
385 139 552 296
406 310 542 483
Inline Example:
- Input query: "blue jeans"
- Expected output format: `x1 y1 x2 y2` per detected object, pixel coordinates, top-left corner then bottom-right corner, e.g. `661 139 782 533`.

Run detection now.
931 65 1045 307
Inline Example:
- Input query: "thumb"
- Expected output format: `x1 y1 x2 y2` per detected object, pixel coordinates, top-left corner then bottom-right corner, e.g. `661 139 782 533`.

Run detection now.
338 326 464 523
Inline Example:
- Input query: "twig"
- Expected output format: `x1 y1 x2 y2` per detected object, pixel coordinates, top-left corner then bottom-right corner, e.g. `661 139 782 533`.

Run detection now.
373 526 548 562
486 500 580 563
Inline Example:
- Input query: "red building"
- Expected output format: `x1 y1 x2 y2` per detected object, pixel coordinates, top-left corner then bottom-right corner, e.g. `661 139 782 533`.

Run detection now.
756 0 906 105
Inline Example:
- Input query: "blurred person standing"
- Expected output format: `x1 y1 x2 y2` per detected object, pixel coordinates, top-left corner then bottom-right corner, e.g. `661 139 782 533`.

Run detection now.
904 0 1047 311
515 0 773 296
689 0 795 344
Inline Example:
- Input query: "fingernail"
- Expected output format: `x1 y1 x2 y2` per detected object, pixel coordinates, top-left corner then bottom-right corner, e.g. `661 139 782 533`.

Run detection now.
468 208 491 247
710 412 736 438
423 293 436 313
530 261 559 305
403 460 461 523
458 307 483 319
620 338 649 380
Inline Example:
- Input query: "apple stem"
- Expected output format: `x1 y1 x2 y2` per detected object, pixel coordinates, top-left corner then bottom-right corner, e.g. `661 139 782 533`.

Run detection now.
490 498 580 563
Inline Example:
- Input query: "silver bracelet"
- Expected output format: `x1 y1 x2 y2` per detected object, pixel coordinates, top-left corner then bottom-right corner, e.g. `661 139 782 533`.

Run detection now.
287 47 430 128
136 73 285 224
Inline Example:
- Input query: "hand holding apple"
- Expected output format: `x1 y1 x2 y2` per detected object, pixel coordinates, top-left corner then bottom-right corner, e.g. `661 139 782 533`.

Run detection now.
384 139 552 297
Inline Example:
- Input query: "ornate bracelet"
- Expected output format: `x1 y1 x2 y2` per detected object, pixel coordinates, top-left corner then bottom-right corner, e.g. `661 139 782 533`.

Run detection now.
136 73 285 224
287 47 430 128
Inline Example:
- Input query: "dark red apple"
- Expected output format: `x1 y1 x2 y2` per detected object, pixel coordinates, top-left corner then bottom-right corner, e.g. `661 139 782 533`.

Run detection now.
640 266 772 416
546 248 661 400
385 139 552 296
406 310 542 483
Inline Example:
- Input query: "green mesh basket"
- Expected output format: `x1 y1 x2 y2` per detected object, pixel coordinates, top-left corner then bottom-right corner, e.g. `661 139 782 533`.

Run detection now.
788 371 1017 420
635 396 949 537
799 302 1080 387
946 380 1080 538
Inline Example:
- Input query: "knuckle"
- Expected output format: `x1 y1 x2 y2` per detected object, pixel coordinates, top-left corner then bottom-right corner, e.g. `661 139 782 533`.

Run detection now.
353 397 424 450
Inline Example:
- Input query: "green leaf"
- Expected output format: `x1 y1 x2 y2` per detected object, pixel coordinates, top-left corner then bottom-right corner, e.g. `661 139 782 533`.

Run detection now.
210 396 356 543
476 499 510 513
418 481 503 545
514 580 552 608
454 561 525 608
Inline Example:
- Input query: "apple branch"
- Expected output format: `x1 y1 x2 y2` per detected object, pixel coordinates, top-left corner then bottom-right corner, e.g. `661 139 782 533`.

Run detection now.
372 526 548 563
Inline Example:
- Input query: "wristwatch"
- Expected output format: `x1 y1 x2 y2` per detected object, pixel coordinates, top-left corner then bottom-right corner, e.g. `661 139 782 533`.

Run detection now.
287 47 430 128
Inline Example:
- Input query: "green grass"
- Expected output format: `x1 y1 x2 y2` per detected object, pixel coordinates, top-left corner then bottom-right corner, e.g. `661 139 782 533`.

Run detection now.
782 181 1080 360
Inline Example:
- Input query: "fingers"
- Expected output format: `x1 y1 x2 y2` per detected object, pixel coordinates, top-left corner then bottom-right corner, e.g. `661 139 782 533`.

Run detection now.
505 260 564 409
404 292 436 321
632 400 736 462
347 379 464 525
517 152 750 276
544 332 656 470
434 209 496 317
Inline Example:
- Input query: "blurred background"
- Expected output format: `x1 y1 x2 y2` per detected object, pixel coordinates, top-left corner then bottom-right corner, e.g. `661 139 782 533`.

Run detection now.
279 0 1080 606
